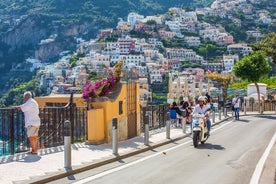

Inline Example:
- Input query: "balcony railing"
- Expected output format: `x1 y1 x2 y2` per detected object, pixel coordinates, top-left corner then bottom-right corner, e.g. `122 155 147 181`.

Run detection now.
0 103 87 156
140 104 170 132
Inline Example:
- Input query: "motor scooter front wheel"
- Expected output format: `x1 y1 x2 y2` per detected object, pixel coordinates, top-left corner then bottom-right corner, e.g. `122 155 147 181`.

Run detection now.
193 131 200 148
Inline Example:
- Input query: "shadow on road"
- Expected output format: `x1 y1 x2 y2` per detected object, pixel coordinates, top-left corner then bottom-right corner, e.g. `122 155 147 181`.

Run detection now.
196 143 225 150
253 115 276 120
235 119 250 123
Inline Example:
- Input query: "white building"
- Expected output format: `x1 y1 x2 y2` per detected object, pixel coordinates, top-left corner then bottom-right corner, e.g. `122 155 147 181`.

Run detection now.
137 66 148 78
120 54 145 67
247 83 267 100
127 12 144 26
165 20 181 33
166 48 202 63
246 30 262 40
142 15 163 24
147 38 163 47
227 43 252 56
222 54 239 71
26 58 44 72
149 69 163 84
184 36 201 47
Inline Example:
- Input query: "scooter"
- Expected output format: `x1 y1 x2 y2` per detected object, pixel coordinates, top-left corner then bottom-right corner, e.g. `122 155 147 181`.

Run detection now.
192 113 209 148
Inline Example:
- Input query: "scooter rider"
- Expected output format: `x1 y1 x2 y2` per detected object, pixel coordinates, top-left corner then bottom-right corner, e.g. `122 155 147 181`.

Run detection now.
192 96 211 135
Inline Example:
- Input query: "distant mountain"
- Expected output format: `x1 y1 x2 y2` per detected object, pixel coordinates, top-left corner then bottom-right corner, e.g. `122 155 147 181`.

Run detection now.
0 0 212 16
0 0 213 63
0 0 214 96
0 0 212 32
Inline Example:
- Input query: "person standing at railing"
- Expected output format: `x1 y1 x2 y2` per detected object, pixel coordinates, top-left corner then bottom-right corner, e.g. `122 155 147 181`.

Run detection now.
14 91 41 155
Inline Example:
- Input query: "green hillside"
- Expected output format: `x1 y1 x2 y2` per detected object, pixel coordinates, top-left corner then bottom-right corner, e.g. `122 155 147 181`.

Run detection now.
0 0 213 30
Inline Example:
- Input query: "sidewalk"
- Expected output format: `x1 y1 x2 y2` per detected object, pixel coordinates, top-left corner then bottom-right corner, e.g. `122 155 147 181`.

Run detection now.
0 111 274 184
0 128 189 184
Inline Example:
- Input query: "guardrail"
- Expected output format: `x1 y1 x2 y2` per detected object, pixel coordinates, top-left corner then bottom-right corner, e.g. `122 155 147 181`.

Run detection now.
140 104 170 132
0 95 87 156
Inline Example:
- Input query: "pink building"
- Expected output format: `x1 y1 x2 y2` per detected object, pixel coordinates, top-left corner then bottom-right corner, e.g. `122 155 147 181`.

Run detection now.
224 36 234 45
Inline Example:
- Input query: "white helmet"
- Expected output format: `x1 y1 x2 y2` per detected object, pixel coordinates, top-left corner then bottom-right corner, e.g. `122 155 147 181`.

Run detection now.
198 96 205 102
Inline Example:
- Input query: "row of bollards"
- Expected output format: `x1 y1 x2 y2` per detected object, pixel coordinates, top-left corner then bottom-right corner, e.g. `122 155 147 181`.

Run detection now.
63 117 120 169
63 103 276 169
63 109 228 169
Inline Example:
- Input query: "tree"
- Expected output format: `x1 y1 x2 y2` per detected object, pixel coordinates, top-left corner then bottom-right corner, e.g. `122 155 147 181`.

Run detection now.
253 32 276 63
146 20 156 25
88 71 98 80
232 51 272 112
205 71 233 107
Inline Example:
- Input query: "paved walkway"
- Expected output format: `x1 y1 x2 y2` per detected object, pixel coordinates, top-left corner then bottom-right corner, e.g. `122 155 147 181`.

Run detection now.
0 111 275 184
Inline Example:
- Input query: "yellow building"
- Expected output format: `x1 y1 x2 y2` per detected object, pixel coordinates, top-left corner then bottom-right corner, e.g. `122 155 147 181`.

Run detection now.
35 81 140 144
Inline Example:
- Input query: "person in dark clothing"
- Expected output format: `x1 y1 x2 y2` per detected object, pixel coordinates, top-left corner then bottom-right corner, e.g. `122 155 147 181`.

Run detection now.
170 101 182 127
178 100 185 126
182 101 192 123
205 93 211 103
182 101 192 131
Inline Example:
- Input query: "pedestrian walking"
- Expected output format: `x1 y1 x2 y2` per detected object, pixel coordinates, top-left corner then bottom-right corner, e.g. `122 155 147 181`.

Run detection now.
14 91 41 154
232 94 240 120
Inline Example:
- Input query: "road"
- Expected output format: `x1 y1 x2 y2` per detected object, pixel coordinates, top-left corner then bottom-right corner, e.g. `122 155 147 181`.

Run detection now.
49 115 276 184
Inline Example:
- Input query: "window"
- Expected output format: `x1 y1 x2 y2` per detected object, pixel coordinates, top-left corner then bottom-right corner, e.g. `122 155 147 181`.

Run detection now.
119 101 123 115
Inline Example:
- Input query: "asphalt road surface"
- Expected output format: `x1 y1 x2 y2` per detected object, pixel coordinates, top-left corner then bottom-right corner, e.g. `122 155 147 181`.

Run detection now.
49 115 276 184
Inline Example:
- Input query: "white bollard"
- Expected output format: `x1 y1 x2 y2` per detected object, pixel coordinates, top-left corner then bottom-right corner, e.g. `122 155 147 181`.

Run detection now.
64 120 71 169
182 117 187 134
212 110 215 124
182 110 187 134
144 115 149 146
112 118 118 155
166 120 170 139
244 102 247 115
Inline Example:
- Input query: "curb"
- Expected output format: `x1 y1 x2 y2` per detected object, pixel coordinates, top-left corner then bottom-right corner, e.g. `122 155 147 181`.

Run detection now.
29 118 230 184
29 133 190 184
29 113 275 184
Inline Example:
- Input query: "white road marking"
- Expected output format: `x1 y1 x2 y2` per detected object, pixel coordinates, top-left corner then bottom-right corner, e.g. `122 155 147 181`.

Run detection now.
73 120 235 184
212 119 234 133
73 119 272 184
72 140 192 184
250 132 276 184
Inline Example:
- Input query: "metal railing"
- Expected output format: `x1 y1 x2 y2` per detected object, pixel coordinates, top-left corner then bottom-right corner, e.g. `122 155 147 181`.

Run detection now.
140 104 170 132
2 100 274 156
248 100 276 112
0 96 87 156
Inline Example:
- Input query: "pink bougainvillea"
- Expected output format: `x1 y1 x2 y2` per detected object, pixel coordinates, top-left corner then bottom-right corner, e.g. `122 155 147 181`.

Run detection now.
82 61 123 103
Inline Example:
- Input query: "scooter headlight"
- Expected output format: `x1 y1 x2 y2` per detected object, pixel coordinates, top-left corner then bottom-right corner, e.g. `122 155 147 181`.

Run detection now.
192 119 199 125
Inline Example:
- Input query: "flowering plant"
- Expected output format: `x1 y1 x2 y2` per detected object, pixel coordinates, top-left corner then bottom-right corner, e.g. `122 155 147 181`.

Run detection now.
82 61 123 103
